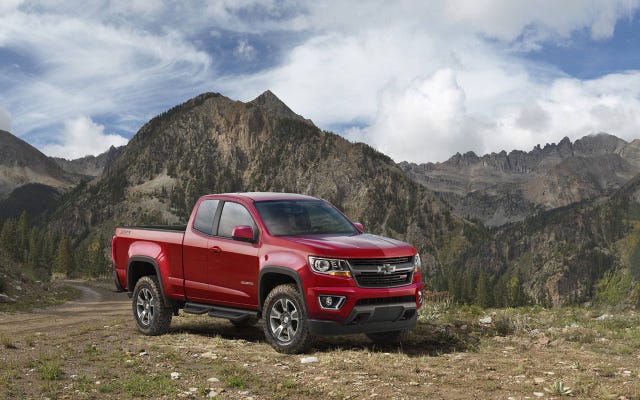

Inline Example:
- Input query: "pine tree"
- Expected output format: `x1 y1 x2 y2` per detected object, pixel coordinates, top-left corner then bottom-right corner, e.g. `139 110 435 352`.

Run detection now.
88 236 108 276
27 228 40 265
16 211 29 261
0 218 17 258
42 232 58 274
507 273 526 307
74 242 89 277
462 268 475 304
475 270 490 308
53 235 73 277
493 277 506 308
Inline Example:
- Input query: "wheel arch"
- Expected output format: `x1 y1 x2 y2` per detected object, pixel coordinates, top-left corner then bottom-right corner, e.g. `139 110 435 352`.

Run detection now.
258 266 306 311
127 256 167 300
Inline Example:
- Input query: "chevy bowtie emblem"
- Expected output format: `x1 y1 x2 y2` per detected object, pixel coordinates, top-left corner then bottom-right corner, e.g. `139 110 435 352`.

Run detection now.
378 264 396 274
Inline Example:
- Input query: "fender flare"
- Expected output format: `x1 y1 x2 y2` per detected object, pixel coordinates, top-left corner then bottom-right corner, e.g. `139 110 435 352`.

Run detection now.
127 256 168 300
258 266 306 311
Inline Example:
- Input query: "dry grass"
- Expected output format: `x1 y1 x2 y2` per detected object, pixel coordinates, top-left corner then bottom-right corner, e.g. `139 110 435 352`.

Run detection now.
1 292 640 399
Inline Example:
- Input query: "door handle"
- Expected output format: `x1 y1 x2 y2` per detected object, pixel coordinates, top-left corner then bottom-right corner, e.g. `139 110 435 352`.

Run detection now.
209 246 222 254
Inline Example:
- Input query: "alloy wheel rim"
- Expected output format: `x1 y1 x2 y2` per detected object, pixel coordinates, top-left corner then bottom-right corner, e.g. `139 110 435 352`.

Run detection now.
268 297 299 344
136 287 155 326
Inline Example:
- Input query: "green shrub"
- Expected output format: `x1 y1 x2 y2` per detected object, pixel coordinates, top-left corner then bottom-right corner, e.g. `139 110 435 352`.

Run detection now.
595 268 635 306
494 316 514 336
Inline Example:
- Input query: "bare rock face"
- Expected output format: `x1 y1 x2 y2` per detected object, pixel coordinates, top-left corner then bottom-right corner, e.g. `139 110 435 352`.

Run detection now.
401 133 640 226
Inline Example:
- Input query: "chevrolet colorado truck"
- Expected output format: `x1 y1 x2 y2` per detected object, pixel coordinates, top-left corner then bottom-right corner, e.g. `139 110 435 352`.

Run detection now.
112 192 424 353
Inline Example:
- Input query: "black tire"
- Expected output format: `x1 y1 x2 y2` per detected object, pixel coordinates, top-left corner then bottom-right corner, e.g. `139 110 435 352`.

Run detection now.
263 284 312 354
366 330 405 345
132 275 172 336
230 316 258 328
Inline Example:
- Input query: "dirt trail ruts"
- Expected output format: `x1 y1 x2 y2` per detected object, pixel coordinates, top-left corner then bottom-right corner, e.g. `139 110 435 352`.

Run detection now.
0 280 130 335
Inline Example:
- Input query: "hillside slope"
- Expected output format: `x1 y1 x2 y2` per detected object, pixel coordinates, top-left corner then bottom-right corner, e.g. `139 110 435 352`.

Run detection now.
0 130 79 218
437 172 640 306
0 130 76 197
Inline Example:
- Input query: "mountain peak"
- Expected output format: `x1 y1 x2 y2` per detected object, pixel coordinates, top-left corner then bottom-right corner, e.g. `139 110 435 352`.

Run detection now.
573 131 627 155
250 90 313 125
252 89 279 102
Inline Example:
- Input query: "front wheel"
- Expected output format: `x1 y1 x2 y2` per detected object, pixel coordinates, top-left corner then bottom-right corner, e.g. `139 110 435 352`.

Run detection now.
263 284 312 354
132 276 172 336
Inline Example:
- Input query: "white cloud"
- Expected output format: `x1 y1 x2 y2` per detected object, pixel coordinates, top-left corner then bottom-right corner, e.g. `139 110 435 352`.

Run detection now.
347 70 483 163
0 3 212 140
345 70 640 163
0 0 23 13
234 39 257 60
444 0 640 42
218 1 640 162
499 72 640 148
0 107 11 132
41 116 128 159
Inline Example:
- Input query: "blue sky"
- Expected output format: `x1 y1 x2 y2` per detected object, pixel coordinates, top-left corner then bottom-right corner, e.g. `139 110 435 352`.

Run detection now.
1 1 639 162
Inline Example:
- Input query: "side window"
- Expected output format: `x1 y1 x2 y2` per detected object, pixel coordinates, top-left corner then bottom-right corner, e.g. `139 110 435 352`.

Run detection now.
217 202 256 238
193 200 219 235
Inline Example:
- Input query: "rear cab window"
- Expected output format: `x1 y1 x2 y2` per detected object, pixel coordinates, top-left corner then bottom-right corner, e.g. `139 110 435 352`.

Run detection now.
193 199 219 235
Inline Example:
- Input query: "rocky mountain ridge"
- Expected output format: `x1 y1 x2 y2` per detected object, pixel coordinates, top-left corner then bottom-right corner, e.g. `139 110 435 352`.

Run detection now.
400 133 640 226
52 145 124 177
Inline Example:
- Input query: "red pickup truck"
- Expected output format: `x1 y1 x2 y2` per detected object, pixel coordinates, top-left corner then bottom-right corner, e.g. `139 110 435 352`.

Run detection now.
112 192 424 353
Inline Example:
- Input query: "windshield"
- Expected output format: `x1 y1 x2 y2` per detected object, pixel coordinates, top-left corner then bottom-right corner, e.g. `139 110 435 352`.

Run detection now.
254 200 358 236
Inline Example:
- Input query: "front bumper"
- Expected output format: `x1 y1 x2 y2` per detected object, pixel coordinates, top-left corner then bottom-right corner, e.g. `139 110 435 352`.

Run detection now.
308 301 418 335
304 273 423 335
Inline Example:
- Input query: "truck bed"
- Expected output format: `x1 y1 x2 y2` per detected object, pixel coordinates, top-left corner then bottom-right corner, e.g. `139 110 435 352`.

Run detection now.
113 226 186 298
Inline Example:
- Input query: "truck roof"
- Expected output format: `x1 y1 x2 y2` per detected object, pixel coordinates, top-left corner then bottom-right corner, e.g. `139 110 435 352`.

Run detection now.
221 192 320 202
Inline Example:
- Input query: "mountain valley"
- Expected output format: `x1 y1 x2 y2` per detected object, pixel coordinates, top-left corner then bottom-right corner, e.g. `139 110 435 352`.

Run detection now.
1 92 640 307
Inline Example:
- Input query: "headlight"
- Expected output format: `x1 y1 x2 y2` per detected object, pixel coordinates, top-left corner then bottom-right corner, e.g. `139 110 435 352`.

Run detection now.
308 256 351 277
413 253 422 272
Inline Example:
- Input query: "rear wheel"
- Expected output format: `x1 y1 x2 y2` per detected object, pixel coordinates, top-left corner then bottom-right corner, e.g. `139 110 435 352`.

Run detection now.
132 276 172 336
366 330 405 345
263 284 312 354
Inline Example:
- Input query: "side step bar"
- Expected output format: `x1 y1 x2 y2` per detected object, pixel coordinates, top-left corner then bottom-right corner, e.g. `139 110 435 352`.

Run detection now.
183 302 258 323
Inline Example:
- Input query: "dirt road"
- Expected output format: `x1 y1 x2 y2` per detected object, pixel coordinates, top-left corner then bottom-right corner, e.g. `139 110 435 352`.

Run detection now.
0 280 129 335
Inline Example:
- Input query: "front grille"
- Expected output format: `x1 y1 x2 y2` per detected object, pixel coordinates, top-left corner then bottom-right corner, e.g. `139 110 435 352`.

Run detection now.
348 257 414 288
349 257 412 266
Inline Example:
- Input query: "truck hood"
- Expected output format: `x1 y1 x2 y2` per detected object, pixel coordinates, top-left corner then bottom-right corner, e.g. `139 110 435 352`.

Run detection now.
282 233 414 258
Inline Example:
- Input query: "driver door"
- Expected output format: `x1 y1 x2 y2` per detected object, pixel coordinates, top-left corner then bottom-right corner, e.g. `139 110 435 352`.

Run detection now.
208 201 260 307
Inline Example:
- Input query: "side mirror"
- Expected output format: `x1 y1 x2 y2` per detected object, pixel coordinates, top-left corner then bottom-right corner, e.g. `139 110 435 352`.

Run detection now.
232 225 255 243
353 222 364 233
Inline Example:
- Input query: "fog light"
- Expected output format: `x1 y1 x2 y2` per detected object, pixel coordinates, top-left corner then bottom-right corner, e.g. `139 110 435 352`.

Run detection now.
319 295 346 310
417 290 423 306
